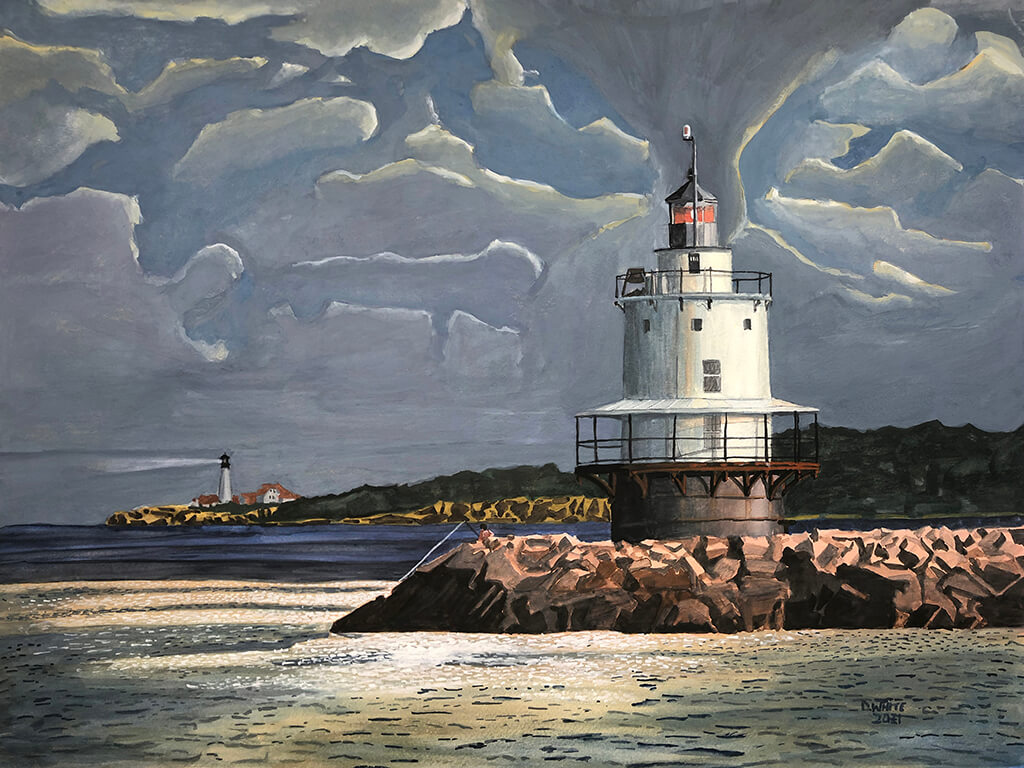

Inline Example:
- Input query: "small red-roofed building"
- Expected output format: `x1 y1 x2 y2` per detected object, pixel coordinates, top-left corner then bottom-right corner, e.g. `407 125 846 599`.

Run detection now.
191 493 221 508
239 483 301 506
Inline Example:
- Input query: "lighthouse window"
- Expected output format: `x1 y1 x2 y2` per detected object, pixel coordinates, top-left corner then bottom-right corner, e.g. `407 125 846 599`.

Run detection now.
688 253 701 273
703 359 721 392
743 318 752 330
643 319 651 333
691 318 703 331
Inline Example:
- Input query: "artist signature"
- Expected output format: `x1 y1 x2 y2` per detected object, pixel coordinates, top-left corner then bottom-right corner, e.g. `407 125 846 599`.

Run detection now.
861 697 907 725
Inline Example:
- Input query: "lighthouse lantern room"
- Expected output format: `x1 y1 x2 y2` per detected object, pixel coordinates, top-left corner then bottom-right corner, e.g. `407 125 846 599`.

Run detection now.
575 125 819 541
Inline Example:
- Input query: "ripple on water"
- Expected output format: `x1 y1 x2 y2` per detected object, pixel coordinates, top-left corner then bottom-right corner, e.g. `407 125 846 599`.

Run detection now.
1 581 1022 767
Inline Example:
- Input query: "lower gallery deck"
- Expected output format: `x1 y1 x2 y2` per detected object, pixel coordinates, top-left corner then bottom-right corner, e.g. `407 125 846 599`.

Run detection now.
574 409 820 541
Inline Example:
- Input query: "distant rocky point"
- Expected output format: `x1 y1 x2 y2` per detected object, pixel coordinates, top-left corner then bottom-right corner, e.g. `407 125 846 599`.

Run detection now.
332 527 1024 633
106 495 609 527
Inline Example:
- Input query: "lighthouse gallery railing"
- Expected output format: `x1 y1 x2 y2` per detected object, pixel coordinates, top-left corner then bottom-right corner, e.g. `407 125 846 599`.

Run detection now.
616 268 772 299
575 413 819 468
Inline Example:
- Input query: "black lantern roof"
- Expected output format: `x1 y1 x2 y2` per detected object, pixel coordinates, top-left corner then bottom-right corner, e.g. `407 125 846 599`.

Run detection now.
665 179 717 204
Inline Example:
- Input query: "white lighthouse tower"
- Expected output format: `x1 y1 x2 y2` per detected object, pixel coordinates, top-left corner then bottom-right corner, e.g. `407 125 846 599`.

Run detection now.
575 125 819 541
218 453 232 504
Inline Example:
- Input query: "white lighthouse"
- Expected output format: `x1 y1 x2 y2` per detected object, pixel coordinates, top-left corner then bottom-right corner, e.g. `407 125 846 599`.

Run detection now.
218 453 232 503
575 125 819 541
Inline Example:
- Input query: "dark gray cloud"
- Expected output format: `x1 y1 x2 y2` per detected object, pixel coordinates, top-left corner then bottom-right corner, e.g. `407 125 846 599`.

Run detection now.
1 0 1021 524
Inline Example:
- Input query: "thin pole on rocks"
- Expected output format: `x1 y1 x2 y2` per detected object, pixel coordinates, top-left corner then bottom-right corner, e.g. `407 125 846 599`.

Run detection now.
398 521 466 583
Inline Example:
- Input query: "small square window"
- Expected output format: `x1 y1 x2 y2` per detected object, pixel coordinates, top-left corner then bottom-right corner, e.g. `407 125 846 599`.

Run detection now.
743 318 752 330
688 253 701 274
643 319 651 333
691 318 703 331
702 359 721 392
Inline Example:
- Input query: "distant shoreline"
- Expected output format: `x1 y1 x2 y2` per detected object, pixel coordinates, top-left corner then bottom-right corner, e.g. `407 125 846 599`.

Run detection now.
105 495 611 527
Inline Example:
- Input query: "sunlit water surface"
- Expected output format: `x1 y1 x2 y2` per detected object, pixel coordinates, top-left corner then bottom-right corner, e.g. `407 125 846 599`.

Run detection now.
2 580 1022 767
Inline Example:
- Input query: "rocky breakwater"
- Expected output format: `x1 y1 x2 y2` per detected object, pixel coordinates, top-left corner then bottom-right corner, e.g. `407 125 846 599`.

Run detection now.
332 527 1024 633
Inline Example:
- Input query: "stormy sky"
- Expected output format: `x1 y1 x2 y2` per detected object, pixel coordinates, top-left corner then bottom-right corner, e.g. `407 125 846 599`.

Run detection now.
1 0 1022 524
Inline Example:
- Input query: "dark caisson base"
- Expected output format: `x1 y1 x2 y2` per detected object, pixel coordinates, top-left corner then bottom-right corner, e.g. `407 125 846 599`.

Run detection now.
611 472 782 541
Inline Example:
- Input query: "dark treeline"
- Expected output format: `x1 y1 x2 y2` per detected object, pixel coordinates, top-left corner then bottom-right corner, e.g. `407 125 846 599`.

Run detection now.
272 421 1023 523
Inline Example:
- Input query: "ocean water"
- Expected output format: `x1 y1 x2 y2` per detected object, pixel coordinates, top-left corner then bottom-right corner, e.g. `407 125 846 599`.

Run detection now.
2 525 1023 767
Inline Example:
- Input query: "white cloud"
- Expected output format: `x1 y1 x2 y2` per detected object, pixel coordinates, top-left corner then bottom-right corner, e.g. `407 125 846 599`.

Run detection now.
821 26 1024 144
843 287 913 306
442 310 522 390
165 243 245 313
469 78 651 197
784 130 962 215
281 238 544 333
248 123 648 273
762 187 990 279
319 123 647 239
0 33 124 108
181 333 230 362
267 62 309 88
881 7 960 83
37 0 304 23
174 96 378 182
38 0 468 59
872 259 955 297
126 57 268 110
271 0 467 58
0 96 120 186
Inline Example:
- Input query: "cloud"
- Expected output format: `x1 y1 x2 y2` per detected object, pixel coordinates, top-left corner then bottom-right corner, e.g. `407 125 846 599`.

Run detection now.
307 123 647 260
784 130 962 216
36 0 302 24
38 0 468 59
821 22 1024 147
880 7 962 83
468 77 652 198
442 310 522 390
0 189 194 408
165 243 245 314
872 259 955 297
267 62 309 88
760 187 990 286
281 239 544 333
271 0 468 59
261 301 437 395
0 33 123 108
125 57 269 111
0 95 120 187
173 96 378 182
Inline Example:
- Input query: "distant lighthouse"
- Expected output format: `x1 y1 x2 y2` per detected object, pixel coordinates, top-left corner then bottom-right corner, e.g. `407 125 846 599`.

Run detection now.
218 453 232 504
575 125 819 541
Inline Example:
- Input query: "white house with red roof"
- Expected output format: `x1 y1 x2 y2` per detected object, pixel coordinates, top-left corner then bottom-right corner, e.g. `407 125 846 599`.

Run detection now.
238 483 301 506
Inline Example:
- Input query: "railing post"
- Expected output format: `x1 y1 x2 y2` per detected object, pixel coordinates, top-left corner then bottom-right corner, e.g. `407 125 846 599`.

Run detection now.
627 415 633 464
575 417 580 466
814 413 819 463
763 413 769 462
793 412 800 462
672 414 678 460
592 416 598 464
723 412 728 461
